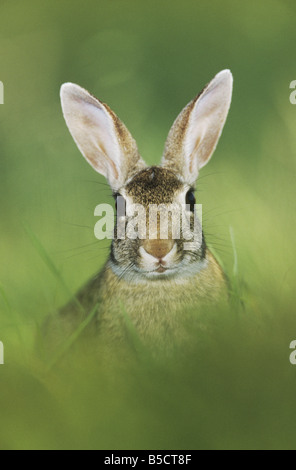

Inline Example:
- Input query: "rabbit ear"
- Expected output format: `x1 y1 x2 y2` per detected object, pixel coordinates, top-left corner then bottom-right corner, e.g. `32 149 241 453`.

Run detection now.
162 70 233 185
60 83 147 191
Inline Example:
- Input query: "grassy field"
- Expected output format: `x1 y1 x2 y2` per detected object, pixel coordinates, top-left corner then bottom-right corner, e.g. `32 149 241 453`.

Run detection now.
0 0 296 450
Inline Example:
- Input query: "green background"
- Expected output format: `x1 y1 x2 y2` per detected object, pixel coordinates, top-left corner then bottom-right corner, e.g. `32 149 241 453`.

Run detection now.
0 0 296 450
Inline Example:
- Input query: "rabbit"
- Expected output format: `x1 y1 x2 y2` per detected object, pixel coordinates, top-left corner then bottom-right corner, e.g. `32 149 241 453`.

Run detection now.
45 70 233 352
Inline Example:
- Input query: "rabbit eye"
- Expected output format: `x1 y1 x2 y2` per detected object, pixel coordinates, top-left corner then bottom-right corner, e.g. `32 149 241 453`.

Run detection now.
185 190 196 212
114 193 126 216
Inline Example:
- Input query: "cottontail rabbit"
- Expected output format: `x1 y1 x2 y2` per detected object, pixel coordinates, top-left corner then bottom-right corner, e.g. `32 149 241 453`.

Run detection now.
46 70 233 350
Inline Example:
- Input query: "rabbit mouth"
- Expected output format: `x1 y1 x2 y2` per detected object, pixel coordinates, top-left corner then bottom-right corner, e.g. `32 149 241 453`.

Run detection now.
141 265 178 278
155 266 167 274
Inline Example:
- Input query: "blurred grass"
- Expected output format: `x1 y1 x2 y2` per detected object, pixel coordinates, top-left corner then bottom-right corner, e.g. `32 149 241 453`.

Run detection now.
0 0 296 450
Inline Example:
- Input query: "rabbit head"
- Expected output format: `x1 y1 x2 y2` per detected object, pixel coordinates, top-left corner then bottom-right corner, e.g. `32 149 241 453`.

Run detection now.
60 70 233 282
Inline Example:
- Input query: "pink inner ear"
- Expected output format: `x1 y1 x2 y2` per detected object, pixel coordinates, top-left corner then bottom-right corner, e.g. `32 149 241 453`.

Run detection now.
189 135 201 173
88 141 119 181
96 139 119 180
107 157 119 180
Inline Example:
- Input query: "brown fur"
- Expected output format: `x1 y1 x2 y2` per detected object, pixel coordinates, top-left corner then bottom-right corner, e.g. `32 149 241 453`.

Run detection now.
50 71 233 354
98 250 226 342
162 99 197 177
49 249 227 354
126 167 183 204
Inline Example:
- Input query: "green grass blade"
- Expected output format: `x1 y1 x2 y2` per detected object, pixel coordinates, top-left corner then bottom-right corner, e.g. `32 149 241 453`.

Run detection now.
46 302 100 370
229 226 238 278
24 224 84 314
119 302 154 364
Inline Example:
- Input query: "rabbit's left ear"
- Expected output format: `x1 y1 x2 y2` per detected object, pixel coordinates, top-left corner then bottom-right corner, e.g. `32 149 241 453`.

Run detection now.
162 70 233 185
60 83 147 191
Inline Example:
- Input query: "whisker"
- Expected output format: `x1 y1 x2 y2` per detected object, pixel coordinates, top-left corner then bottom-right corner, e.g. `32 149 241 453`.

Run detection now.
63 247 110 261
82 179 111 189
197 171 226 181
62 222 94 229
82 250 110 264
56 240 107 254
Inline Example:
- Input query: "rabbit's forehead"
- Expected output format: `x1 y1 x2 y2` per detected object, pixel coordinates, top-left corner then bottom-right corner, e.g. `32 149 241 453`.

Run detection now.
124 167 184 205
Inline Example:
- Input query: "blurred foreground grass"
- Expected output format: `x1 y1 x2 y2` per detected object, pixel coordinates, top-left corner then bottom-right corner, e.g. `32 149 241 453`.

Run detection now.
1 294 296 450
0 0 296 450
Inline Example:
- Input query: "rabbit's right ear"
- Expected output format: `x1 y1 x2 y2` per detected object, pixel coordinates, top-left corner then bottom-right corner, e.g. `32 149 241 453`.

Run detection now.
60 83 147 191
162 70 233 185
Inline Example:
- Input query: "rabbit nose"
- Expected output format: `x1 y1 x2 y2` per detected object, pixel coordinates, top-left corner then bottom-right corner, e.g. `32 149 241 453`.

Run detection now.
143 239 174 260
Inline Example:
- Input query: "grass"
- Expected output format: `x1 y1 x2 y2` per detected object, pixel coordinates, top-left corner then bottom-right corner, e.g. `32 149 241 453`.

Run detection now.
2 292 296 450
1 0 296 450
2 106 296 450
1 217 296 450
